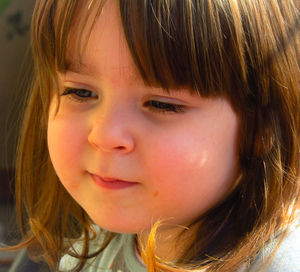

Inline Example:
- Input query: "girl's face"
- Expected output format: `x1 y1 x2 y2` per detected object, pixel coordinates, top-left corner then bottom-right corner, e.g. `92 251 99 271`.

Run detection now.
48 0 240 234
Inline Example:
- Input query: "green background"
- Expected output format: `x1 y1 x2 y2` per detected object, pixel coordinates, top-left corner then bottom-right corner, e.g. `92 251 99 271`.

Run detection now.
0 0 12 17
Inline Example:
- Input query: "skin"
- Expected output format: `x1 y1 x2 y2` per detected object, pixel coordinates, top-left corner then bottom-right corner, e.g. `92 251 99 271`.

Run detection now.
48 0 240 261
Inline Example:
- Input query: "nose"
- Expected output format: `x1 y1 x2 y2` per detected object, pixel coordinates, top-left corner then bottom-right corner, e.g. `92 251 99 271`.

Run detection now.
87 106 135 154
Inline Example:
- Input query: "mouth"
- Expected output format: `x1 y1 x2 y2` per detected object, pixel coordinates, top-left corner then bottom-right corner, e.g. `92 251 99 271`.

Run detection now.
89 173 139 190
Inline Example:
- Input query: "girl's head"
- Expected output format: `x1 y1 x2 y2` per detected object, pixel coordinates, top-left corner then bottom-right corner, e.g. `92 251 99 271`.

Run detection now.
48 0 240 236
16 0 299 270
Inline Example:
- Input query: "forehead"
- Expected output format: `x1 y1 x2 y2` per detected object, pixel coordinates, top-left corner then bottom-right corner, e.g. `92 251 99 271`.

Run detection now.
65 0 141 85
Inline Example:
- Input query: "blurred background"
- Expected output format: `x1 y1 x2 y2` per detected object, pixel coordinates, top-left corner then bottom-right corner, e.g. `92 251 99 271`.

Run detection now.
0 0 35 270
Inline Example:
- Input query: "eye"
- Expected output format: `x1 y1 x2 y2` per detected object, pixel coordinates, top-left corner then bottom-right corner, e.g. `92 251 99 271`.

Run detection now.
61 87 98 103
143 100 185 113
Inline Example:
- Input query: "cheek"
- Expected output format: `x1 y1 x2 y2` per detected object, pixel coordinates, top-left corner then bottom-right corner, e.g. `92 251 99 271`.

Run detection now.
146 128 215 176
144 125 239 212
47 112 88 184
148 136 214 193
150 139 208 180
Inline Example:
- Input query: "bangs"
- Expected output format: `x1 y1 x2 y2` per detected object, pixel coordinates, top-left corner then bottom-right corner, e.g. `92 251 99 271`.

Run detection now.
31 0 103 77
32 0 299 101
119 0 248 96
32 0 247 97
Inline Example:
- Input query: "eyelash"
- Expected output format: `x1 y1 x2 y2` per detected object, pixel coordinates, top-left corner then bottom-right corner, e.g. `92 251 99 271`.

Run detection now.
61 88 98 103
61 88 186 113
143 100 185 113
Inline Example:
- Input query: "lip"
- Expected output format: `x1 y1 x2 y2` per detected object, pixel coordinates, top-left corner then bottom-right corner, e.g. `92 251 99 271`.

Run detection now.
90 173 139 190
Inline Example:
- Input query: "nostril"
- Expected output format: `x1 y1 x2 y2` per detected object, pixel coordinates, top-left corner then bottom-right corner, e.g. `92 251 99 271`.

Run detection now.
116 146 126 150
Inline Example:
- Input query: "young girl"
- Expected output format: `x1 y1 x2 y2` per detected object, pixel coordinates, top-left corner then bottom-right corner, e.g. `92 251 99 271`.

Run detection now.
8 0 300 271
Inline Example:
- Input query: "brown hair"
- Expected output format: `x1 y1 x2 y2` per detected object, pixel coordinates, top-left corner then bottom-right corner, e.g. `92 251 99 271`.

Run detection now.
6 0 300 271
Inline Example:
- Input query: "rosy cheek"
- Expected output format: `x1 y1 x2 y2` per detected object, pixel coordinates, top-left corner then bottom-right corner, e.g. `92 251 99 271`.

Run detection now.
146 135 204 187
154 133 208 169
47 115 88 178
